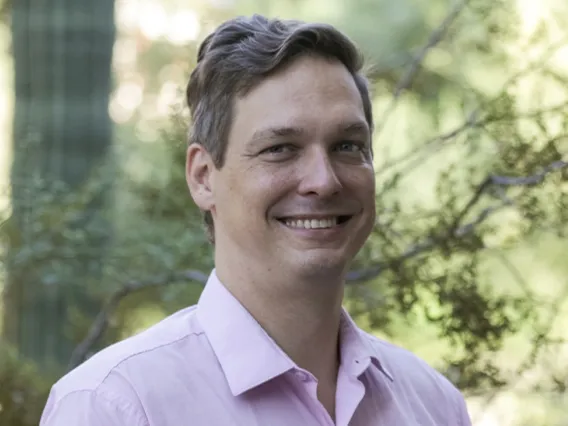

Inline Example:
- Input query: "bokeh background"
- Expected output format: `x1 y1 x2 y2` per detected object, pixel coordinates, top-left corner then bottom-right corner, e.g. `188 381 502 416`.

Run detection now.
1 0 568 425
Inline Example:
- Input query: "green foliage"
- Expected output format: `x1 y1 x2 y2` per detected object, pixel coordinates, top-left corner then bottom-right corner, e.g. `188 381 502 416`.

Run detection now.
0 343 52 426
2 0 568 424
1 159 112 369
0 0 11 25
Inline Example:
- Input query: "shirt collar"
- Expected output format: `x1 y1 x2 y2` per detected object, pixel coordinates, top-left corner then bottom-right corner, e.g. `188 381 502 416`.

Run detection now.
338 309 394 382
197 270 295 396
197 270 393 396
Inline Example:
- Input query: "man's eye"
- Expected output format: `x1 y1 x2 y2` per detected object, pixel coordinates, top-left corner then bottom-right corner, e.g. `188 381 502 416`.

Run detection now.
262 144 294 155
336 141 362 152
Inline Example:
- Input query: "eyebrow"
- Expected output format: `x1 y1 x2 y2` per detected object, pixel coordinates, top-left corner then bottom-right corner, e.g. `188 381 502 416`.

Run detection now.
248 120 370 146
248 126 305 146
336 121 370 139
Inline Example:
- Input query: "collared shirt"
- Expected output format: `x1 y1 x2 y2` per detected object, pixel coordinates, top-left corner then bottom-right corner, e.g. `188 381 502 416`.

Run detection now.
40 270 472 426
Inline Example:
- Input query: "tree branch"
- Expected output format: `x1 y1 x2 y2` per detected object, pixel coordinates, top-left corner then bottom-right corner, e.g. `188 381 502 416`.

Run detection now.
347 159 568 283
377 99 568 181
490 160 567 186
375 0 471 137
376 34 568 179
67 269 208 371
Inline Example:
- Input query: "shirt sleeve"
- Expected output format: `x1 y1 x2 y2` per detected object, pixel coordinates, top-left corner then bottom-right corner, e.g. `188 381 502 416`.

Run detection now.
40 389 148 426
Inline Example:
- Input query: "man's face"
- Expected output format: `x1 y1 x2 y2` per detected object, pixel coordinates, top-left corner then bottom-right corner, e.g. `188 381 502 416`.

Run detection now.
190 55 376 278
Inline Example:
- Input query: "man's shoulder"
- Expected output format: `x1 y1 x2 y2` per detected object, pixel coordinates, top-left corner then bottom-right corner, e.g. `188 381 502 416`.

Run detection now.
359 329 462 396
51 305 203 397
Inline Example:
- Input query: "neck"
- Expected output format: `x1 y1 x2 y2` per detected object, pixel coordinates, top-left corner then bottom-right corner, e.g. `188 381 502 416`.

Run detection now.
215 255 345 384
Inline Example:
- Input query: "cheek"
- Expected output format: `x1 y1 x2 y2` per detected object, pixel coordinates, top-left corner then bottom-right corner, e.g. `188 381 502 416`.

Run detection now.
342 167 375 195
219 166 291 209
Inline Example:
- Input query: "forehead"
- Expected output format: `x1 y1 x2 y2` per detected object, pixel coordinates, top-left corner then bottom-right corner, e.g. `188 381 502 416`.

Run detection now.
229 55 367 144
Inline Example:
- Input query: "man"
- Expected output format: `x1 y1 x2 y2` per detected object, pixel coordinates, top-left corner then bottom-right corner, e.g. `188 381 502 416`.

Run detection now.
40 14 472 425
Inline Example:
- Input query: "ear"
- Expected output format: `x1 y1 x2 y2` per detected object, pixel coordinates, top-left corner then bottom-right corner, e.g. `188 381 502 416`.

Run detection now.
186 143 215 211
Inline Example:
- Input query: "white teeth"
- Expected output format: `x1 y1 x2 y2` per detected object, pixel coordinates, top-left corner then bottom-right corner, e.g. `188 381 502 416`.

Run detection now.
283 217 339 229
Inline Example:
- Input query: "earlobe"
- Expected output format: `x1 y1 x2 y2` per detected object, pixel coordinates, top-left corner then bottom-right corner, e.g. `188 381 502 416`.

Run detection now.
186 143 215 211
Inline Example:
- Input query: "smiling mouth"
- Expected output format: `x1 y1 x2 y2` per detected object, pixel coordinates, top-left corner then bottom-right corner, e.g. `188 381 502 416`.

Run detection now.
277 215 353 229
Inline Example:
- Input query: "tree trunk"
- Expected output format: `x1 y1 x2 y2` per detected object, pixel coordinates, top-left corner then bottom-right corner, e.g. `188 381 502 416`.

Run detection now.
4 0 115 372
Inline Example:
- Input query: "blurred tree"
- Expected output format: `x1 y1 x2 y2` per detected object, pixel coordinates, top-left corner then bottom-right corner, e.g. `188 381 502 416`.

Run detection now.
1 0 567 423
3 0 116 372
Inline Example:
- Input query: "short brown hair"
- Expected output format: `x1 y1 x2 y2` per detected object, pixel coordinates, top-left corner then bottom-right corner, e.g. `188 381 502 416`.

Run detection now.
186 14 373 242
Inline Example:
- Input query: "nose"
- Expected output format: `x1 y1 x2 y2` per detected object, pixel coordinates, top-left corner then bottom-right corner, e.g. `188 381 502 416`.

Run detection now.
297 147 342 197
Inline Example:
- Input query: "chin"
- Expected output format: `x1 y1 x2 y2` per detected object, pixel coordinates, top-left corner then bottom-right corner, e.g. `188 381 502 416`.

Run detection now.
289 250 351 279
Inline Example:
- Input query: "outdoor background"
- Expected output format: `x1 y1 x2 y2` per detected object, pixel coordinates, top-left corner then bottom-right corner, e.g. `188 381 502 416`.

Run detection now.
1 0 568 425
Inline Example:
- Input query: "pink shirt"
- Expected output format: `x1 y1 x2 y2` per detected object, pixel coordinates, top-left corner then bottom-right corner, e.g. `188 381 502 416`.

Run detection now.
40 270 471 425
